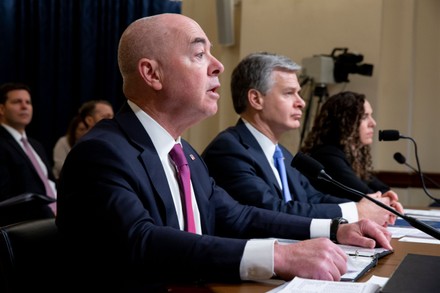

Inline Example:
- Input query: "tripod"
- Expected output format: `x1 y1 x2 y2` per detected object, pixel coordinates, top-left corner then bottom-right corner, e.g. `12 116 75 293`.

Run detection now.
299 78 329 148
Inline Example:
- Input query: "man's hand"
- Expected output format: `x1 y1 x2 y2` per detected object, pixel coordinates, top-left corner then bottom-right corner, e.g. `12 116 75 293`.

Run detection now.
273 238 348 281
337 218 393 250
381 190 404 225
357 192 394 226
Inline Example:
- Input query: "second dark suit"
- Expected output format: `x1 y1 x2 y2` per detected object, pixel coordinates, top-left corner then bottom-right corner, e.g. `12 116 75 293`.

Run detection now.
202 119 350 219
0 125 55 226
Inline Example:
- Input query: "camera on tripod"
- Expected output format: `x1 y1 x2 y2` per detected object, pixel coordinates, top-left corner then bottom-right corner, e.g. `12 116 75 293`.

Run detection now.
302 48 373 84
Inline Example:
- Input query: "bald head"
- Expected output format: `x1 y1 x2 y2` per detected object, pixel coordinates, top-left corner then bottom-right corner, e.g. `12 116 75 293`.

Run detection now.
118 13 199 78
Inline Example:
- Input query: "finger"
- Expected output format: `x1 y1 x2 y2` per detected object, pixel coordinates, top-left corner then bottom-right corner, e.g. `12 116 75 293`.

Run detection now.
333 249 348 278
381 197 391 205
354 237 376 249
389 214 397 225
394 202 404 214
330 266 342 281
366 225 393 250
383 190 399 201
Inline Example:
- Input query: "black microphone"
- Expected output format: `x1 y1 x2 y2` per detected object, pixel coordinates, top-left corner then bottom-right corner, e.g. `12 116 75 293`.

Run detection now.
291 152 440 240
378 129 402 141
394 152 440 189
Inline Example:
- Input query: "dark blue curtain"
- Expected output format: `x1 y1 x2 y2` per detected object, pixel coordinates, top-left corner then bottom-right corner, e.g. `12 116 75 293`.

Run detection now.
0 0 181 159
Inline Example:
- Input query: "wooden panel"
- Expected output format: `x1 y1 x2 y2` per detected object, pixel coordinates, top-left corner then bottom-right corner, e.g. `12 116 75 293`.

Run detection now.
375 171 440 189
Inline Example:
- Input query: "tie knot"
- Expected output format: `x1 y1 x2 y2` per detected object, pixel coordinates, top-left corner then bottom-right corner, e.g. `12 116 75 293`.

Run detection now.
273 145 283 160
169 143 188 168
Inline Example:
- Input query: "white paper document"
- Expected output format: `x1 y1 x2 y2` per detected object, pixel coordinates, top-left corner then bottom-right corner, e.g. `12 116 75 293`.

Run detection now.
398 236 440 244
403 208 440 220
266 275 388 293
387 226 433 239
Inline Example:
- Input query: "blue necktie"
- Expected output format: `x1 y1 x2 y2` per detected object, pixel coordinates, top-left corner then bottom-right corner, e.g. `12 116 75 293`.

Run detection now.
273 145 292 202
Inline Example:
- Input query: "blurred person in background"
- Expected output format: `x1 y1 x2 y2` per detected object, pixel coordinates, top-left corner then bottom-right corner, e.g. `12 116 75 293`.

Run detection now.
0 82 56 225
52 114 88 180
78 99 114 130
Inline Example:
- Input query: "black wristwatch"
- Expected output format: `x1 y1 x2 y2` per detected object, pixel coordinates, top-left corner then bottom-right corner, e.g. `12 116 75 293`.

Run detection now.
330 217 348 243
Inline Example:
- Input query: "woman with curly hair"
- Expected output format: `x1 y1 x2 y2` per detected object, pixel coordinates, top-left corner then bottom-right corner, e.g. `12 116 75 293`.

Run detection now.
300 91 401 206
52 115 87 180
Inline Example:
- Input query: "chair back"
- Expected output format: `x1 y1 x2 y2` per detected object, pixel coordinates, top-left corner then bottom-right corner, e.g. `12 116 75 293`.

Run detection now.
0 218 59 292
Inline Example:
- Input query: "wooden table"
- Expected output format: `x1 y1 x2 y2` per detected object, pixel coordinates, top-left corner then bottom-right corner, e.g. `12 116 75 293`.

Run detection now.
169 238 440 293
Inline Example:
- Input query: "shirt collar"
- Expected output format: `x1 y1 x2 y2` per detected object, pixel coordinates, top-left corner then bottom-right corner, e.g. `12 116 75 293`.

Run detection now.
242 118 277 161
127 100 179 157
1 123 27 142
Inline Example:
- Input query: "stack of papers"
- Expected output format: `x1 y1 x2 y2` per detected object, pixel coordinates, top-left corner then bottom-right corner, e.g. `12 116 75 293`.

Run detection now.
387 208 440 244
267 275 388 293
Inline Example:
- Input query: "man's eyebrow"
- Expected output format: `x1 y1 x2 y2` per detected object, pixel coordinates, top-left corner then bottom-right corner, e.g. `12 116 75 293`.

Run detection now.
191 37 207 46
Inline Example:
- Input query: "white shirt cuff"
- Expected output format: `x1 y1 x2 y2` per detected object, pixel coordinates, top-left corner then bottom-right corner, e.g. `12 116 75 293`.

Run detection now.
339 202 358 223
310 218 332 238
240 239 276 280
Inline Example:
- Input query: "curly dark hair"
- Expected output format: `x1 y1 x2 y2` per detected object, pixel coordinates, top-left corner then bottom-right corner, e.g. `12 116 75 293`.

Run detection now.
300 91 373 181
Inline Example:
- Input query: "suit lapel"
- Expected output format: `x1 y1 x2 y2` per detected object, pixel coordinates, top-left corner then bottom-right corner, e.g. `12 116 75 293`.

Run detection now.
234 120 283 194
114 103 180 228
0 126 43 180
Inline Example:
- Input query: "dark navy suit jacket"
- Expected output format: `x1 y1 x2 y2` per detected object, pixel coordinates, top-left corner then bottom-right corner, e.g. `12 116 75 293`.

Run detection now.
202 119 350 219
56 102 315 292
0 125 55 225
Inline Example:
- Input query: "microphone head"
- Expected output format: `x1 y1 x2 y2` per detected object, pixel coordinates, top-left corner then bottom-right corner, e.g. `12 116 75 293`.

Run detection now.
378 129 401 141
393 152 406 164
291 152 325 179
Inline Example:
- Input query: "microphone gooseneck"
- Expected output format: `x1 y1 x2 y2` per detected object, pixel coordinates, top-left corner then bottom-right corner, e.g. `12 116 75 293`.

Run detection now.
291 152 440 240
378 130 440 204
393 152 440 197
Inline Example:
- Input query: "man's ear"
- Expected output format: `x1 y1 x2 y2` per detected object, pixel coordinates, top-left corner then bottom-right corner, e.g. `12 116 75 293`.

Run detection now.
0 104 5 116
247 89 264 110
139 58 163 90
84 116 94 129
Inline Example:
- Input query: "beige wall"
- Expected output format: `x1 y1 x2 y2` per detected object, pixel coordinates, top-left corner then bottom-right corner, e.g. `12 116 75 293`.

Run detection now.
182 0 440 206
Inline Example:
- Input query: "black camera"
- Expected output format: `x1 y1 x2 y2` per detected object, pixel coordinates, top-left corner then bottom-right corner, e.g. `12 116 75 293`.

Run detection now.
332 48 373 83
301 47 374 84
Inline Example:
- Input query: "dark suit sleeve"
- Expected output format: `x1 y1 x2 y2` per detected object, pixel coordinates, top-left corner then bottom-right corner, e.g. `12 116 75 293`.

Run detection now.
202 131 345 219
310 145 390 201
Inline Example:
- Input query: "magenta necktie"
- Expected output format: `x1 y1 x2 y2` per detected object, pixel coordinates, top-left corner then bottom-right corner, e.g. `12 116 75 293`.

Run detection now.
21 137 57 214
273 145 292 203
169 143 196 233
